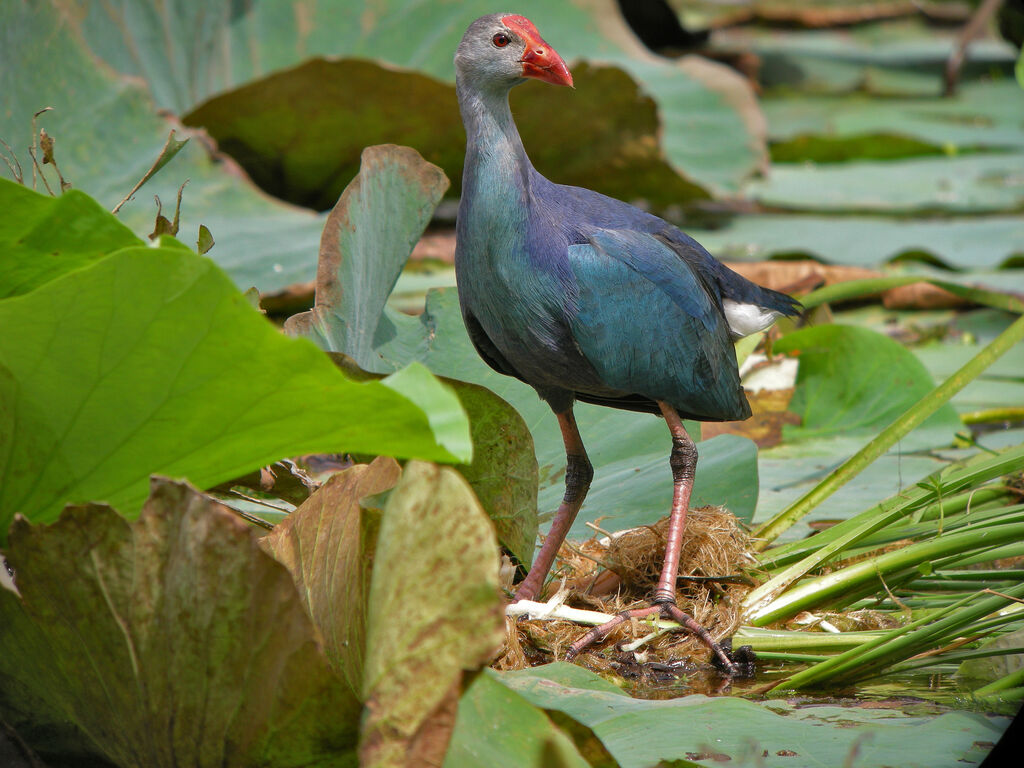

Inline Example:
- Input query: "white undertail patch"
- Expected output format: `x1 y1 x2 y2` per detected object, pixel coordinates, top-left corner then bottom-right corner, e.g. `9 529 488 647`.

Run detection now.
723 299 782 339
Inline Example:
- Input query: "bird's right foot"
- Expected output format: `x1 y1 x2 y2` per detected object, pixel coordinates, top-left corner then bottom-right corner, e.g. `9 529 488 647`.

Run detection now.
565 599 741 676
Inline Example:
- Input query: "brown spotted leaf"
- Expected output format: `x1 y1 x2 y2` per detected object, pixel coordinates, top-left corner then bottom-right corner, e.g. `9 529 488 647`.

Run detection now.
360 461 505 768
0 477 360 767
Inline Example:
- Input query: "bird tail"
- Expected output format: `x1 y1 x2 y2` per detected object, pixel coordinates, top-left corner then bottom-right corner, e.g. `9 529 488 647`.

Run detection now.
753 284 803 318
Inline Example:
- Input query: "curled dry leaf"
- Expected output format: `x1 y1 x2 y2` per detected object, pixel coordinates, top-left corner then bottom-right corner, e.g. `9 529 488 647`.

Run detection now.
260 459 506 768
724 259 880 295
0 477 361 767
260 455 403 692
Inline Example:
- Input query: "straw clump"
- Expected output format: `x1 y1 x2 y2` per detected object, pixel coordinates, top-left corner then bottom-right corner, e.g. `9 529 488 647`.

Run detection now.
495 506 756 677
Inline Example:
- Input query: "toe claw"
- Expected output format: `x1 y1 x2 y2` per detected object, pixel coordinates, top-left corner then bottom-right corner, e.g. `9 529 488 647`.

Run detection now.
565 599 748 678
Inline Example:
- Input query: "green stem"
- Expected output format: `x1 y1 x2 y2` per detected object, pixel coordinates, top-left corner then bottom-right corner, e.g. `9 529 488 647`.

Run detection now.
750 522 1024 626
745 445 1024 617
759 461 1021 570
752 313 1024 551
754 651 829 663
733 626 887 653
799 277 1024 314
769 593 976 692
961 407 1024 425
976 668 1024 696
775 585 1024 690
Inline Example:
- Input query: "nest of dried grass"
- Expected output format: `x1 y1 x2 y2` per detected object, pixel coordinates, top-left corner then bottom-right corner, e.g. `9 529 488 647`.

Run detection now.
495 506 758 677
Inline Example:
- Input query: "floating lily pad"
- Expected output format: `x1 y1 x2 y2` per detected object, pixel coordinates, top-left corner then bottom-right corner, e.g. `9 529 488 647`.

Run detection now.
763 81 1024 156
669 0 968 30
691 214 1024 269
713 18 1018 95
748 153 1024 213
773 324 962 444
497 663 1006 768
444 672 591 768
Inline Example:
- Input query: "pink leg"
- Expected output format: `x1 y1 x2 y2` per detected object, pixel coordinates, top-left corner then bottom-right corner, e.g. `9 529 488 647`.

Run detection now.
513 408 593 602
566 401 737 674
653 401 696 605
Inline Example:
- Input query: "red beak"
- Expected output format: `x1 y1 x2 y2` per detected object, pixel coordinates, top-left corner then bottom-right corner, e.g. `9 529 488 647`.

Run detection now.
502 15 573 87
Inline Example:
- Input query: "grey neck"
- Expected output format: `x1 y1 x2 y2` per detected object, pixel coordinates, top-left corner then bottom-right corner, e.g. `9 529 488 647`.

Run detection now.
456 76 531 182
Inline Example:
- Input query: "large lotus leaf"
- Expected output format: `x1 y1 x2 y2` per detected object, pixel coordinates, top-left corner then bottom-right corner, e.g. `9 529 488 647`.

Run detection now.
0 230 470 542
0 181 141 298
691 214 1024 269
772 324 962 444
361 461 504 767
712 18 1018 96
497 663 1005 768
50 0 765 200
452 380 540 568
185 57 705 211
443 672 591 768
183 60 466 213
748 153 1024 213
0 477 362 766
285 144 448 365
0 0 325 294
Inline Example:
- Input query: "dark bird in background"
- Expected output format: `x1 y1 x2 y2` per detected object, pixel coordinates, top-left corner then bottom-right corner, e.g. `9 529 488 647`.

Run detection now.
945 0 1024 95
454 13 800 670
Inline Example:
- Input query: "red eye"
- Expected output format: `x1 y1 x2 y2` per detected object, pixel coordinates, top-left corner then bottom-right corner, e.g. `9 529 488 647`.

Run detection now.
492 33 510 47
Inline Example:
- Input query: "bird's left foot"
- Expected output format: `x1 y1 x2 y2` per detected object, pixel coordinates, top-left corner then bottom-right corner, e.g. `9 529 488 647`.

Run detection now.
565 599 743 676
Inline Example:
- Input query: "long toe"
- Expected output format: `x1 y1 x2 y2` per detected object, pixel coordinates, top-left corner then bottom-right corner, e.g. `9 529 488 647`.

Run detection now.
565 600 740 676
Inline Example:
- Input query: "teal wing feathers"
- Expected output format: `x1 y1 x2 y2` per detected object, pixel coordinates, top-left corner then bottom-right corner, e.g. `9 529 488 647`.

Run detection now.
567 229 751 422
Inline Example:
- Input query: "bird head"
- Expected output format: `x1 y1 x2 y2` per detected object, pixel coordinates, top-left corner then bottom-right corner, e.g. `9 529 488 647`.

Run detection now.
455 13 573 89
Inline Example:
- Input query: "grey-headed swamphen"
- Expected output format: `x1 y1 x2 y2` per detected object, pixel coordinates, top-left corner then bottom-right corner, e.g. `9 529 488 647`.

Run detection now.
454 13 800 672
